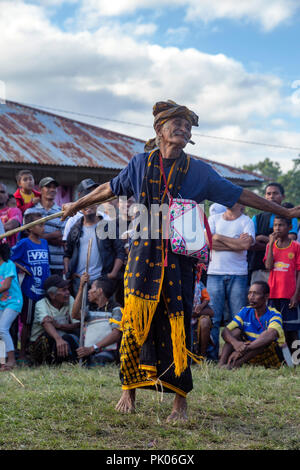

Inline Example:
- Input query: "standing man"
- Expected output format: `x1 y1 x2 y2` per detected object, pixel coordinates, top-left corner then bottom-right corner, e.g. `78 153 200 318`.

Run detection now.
64 204 125 296
248 182 298 284
25 177 66 276
206 203 255 361
62 178 99 242
0 183 23 247
61 100 300 422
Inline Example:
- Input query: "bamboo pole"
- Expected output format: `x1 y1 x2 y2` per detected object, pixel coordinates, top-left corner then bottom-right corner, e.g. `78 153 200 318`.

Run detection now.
79 238 93 366
0 196 117 240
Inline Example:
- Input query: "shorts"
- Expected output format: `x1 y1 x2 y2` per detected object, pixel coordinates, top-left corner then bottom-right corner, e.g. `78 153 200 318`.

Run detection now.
268 298 300 332
20 297 36 326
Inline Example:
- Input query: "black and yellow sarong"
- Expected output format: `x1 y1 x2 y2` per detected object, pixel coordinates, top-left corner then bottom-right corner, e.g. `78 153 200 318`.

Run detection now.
118 149 196 397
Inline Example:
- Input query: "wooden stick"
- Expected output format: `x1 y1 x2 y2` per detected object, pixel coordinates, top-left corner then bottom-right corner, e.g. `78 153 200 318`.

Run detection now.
0 196 117 240
79 238 93 366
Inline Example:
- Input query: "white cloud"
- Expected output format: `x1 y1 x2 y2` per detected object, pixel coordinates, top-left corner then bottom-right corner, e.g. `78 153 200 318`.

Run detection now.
79 0 299 30
1 0 300 171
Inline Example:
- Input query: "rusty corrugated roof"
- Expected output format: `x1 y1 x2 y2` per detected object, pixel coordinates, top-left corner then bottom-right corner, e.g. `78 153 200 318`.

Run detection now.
0 100 264 184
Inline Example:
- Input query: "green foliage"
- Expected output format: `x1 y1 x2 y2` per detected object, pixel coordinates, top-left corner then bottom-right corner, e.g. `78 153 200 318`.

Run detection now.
243 157 300 218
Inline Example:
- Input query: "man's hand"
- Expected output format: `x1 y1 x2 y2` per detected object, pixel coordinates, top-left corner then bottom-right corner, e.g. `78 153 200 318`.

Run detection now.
76 346 93 358
288 206 300 219
289 294 298 309
232 339 248 355
56 337 69 357
228 350 242 367
269 231 279 245
79 272 89 289
32 197 40 205
61 202 78 221
192 304 204 318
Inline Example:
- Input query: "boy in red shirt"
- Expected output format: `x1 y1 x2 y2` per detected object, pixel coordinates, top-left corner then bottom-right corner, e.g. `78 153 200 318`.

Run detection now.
14 170 41 214
264 215 300 354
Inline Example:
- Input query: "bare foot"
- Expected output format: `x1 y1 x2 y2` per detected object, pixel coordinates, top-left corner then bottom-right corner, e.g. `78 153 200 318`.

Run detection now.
115 389 136 413
166 394 188 423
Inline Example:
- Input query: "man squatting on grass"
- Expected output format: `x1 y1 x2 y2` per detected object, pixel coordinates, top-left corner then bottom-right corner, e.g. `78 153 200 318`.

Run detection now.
219 281 286 369
62 100 300 422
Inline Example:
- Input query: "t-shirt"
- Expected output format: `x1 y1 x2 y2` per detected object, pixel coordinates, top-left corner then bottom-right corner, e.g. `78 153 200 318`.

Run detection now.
0 207 23 247
10 238 50 301
110 153 243 207
25 203 66 271
263 240 300 299
249 212 298 272
0 260 23 312
85 301 122 351
30 296 76 342
227 305 285 346
207 213 255 275
76 224 102 280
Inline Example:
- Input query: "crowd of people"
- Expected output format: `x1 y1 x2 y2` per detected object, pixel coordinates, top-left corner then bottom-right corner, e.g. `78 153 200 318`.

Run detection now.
0 169 299 373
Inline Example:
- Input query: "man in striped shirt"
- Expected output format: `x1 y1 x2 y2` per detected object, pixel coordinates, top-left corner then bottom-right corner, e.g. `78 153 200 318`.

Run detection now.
219 281 285 368
25 177 66 275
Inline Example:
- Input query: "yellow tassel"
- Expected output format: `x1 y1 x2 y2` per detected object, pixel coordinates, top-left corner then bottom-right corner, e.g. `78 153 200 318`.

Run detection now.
121 294 158 346
169 315 187 377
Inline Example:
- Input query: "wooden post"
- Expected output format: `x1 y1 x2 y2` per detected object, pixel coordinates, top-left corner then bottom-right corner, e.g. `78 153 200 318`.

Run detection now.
79 238 93 366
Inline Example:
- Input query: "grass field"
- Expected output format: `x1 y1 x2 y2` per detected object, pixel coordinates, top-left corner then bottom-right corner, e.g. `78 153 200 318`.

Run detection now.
0 362 299 450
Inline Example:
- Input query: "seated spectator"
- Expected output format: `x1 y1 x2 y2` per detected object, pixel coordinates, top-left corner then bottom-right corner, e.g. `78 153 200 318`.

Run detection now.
13 170 41 214
219 281 285 369
0 183 23 247
25 177 65 275
11 213 50 363
264 215 300 354
29 275 80 365
64 204 126 297
192 264 214 359
72 273 122 366
0 242 23 370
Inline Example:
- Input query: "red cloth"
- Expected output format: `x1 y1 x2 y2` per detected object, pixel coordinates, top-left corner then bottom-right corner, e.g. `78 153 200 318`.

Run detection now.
13 188 41 214
264 240 300 299
0 206 23 247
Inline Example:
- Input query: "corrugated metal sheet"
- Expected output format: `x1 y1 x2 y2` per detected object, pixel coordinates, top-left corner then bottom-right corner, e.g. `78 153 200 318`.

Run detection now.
0 100 264 184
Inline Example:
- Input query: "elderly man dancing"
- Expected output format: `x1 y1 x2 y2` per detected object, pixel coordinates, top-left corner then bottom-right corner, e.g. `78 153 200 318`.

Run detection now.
62 100 300 422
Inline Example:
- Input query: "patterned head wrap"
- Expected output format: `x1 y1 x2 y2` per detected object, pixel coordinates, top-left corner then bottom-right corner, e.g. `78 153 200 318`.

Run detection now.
145 100 199 151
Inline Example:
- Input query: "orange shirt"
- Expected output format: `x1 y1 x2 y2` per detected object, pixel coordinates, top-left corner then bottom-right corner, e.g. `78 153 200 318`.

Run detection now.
264 240 300 299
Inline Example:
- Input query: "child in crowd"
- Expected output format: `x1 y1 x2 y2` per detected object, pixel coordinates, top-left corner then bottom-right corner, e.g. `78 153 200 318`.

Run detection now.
11 213 50 362
0 241 23 370
14 170 41 214
264 215 300 354
192 264 214 359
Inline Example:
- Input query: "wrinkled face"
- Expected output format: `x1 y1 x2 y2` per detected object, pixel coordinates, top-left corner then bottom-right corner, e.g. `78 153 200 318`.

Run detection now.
158 117 192 149
88 281 106 305
41 182 57 200
248 284 268 308
265 185 284 205
50 286 70 306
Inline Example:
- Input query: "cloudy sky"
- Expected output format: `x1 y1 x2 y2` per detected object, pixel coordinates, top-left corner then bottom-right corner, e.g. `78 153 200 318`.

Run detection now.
1 0 300 170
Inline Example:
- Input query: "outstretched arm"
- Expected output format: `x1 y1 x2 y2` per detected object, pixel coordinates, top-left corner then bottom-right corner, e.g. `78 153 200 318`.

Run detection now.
238 189 300 218
62 182 114 221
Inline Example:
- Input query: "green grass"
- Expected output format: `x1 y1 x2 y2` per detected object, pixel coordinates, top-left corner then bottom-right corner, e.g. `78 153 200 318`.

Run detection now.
0 362 299 450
